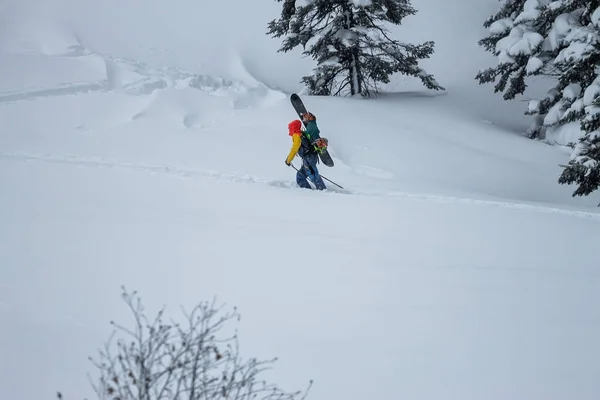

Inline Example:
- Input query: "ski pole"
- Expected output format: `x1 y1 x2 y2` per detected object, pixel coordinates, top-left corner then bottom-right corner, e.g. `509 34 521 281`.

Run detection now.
291 163 344 190
320 174 344 189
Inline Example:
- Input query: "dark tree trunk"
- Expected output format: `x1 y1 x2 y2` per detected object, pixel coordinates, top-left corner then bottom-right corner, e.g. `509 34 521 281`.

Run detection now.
342 4 362 95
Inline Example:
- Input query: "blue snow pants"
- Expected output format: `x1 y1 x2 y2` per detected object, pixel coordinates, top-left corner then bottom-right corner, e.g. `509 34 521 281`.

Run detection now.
297 153 326 190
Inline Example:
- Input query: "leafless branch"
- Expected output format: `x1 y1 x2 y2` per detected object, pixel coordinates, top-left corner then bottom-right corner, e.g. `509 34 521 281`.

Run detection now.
60 286 311 400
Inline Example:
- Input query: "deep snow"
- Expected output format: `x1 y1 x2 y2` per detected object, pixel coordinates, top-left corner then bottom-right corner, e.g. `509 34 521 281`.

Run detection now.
1 1 600 400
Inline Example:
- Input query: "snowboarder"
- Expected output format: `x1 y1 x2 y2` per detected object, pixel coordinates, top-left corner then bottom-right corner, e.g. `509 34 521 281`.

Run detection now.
285 112 328 190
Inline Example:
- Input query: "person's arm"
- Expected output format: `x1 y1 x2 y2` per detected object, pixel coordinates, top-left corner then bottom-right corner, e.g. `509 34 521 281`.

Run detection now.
286 133 302 164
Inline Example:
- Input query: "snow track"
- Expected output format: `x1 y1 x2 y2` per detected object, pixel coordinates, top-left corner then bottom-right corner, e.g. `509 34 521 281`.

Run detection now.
0 150 296 186
0 81 108 103
2 150 599 222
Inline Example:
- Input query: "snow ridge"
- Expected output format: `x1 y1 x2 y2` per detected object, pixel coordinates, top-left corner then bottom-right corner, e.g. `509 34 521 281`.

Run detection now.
2 151 599 221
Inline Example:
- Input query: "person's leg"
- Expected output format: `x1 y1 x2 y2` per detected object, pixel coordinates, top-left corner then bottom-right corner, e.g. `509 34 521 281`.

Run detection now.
296 160 312 189
305 154 326 190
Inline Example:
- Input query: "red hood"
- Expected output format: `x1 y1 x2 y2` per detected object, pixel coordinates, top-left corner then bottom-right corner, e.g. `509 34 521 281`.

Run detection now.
288 120 302 135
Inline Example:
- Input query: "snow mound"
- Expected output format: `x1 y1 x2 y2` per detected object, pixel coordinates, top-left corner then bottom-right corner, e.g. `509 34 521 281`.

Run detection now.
0 42 285 131
130 88 236 130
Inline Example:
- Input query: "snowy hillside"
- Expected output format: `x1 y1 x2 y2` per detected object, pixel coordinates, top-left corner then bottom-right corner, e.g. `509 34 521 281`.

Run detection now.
1 1 600 400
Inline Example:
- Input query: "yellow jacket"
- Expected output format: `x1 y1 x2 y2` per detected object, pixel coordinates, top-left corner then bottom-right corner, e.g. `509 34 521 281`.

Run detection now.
286 133 302 164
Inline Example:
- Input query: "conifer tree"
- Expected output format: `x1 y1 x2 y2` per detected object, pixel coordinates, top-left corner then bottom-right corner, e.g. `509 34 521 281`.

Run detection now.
476 0 556 101
477 0 600 198
559 129 600 198
476 0 592 138
525 1 598 135
552 2 600 198
266 0 444 97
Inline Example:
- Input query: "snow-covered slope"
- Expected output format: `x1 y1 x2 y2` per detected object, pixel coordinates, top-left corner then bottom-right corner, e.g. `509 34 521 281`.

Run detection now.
1 1 600 400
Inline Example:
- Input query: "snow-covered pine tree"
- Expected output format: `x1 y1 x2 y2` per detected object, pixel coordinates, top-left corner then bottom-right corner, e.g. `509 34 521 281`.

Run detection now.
525 1 597 136
476 0 556 100
530 2 597 130
475 0 566 137
553 2 600 198
266 0 444 97
559 127 600 199
477 0 600 197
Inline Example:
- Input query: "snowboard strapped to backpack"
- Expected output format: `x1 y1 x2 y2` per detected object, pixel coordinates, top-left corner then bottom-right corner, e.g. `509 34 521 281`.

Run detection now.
290 93 334 167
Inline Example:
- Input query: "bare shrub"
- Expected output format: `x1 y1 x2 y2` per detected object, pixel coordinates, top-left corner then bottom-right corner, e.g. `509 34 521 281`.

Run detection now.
58 287 312 400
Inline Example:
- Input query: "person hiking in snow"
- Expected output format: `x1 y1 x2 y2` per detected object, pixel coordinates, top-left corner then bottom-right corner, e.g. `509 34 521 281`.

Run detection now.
285 112 328 190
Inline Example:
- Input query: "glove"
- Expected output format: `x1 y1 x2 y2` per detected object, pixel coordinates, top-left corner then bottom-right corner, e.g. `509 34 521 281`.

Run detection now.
313 137 328 153
314 137 328 148
302 112 316 121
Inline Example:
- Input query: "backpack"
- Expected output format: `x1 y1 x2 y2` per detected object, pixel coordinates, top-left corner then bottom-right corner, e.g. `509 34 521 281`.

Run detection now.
299 120 328 157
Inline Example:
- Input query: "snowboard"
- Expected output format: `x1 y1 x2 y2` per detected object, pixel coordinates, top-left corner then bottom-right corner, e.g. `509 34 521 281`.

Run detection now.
290 93 334 167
